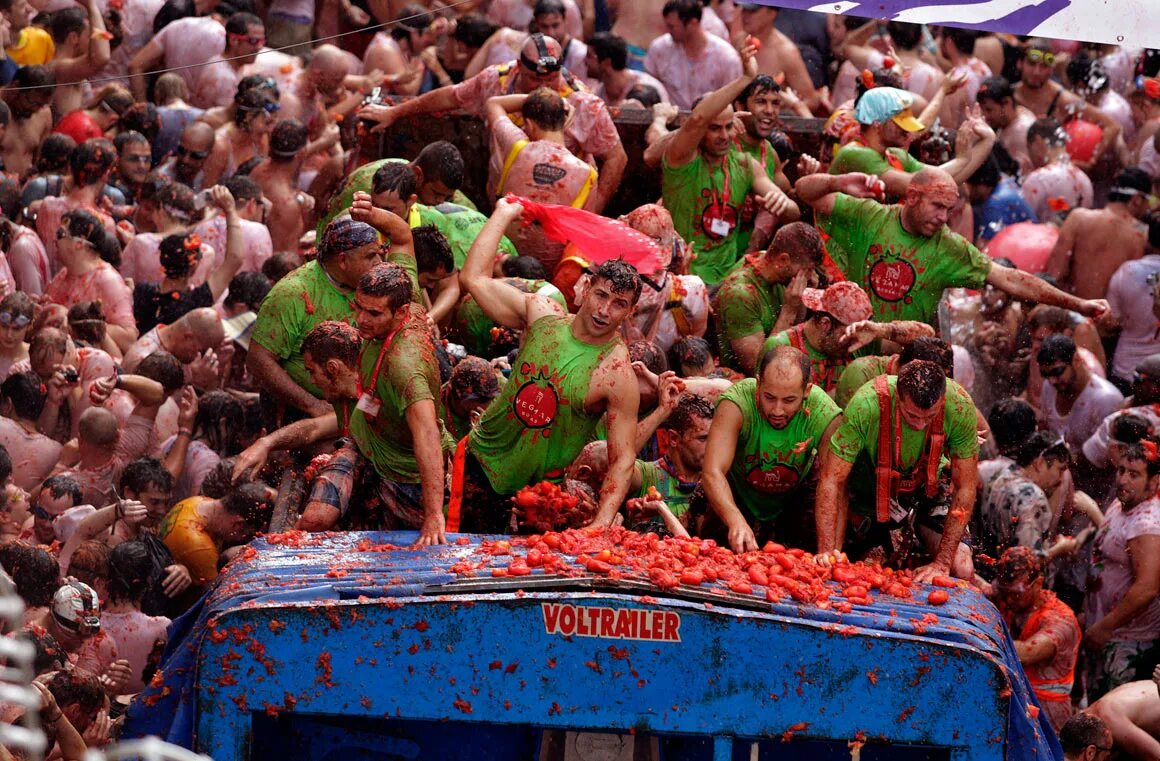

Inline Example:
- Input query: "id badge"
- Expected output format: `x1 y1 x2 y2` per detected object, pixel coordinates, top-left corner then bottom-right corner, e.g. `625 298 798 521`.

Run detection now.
356 393 381 419
709 217 733 237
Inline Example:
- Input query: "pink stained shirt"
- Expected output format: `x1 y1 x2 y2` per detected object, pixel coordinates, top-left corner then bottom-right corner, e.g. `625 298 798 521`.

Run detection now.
192 215 273 274
44 262 135 332
189 55 245 110
35 197 116 272
99 610 170 694
1088 497 1160 642
453 64 621 161
488 117 596 207
120 326 164 374
7 226 50 296
153 16 226 93
1021 161 1094 221
119 232 215 287
9 346 135 439
486 0 582 40
644 33 742 110
0 417 62 492
61 414 153 508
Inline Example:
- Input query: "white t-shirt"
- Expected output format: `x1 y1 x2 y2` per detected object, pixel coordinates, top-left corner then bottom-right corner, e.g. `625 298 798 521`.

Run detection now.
1083 405 1160 469
1107 254 1160 380
1041 374 1125 454
154 16 226 93
644 33 741 110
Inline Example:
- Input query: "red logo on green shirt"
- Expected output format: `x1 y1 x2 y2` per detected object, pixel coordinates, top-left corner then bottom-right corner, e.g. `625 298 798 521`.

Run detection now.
868 257 917 303
746 464 800 493
513 380 559 429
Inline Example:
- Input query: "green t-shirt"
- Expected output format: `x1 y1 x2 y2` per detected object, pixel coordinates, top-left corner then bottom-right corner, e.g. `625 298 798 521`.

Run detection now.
762 325 869 396
423 202 518 269
630 459 698 534
714 261 784 372
834 355 892 409
719 378 841 522
735 137 780 255
819 194 993 327
829 376 979 514
450 278 566 357
251 260 355 398
349 306 454 483
829 143 925 178
662 147 755 285
469 314 621 495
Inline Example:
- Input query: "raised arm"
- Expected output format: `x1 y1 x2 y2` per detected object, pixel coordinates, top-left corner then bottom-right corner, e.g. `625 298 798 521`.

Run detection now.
458 198 534 330
664 44 758 168
350 191 412 252
358 85 462 133
205 186 244 300
794 171 884 216
52 0 111 81
484 93 529 126
939 109 997 185
233 412 341 482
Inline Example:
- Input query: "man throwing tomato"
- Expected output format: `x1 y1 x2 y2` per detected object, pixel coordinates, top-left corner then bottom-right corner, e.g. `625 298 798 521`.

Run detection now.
702 345 841 554
815 360 979 583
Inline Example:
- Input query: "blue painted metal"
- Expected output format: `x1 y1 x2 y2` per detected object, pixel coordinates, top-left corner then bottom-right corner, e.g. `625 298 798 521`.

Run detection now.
125 532 1061 761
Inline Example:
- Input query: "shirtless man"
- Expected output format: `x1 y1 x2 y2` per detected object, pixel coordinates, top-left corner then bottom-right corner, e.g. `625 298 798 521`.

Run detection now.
1086 668 1160 759
609 0 666 71
248 119 313 252
1014 39 1120 169
976 76 1038 176
0 65 54 177
1047 167 1150 302
737 3 823 114
46 0 111 116
189 13 266 110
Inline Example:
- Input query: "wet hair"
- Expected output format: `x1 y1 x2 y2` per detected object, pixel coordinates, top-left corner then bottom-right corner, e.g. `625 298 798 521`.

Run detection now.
1014 430 1070 468
589 32 627 70
41 474 82 506
1108 167 1153 203
1139 49 1160 79
501 255 548 279
135 351 184 393
1122 436 1160 477
36 133 77 174
222 174 262 205
237 74 280 100
118 103 160 143
301 320 361 370
1027 304 1076 333
1027 117 1067 147
987 398 1037 456
60 209 109 253
107 541 153 604
668 336 713 377
758 344 811 388
856 67 904 99
886 21 922 51
158 232 203 278
1058 714 1109 757
1067 52 1109 94
234 88 276 128
270 119 308 161
196 390 245 456
222 482 274 530
452 12 497 49
113 130 149 157
357 262 414 309
94 228 122 268
1 371 46 420
1036 333 1077 365
225 11 260 35
942 27 978 55
201 457 240 498
47 670 104 716
11 65 53 92
898 336 954 376
661 393 714 434
317 218 380 263
523 87 566 131
0 543 59 607
70 138 117 187
413 225 453 275
414 141 465 191
68 543 109 587
153 0 195 33
137 172 171 205
372 161 418 199
897 360 947 409
48 7 87 44
625 85 661 108
771 222 825 266
262 252 300 282
533 0 565 18
1111 413 1151 445
662 0 701 23
629 340 667 375
738 74 781 106
590 259 642 303
0 292 34 322
224 271 271 312
13 629 65 674
119 457 174 496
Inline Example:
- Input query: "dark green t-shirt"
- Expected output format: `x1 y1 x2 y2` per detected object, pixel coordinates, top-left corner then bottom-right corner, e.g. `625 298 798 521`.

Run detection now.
714 261 784 372
829 143 925 178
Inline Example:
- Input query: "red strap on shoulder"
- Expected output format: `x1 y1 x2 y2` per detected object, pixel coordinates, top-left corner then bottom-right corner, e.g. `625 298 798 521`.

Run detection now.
925 398 946 499
445 436 470 533
874 375 894 523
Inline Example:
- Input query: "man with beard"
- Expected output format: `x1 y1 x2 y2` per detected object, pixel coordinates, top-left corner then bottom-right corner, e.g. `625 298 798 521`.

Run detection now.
1037 334 1124 456
703 345 841 553
662 46 798 285
158 122 215 191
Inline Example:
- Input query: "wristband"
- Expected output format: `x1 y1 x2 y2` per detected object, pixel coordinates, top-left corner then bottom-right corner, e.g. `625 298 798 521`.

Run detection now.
177 428 193 438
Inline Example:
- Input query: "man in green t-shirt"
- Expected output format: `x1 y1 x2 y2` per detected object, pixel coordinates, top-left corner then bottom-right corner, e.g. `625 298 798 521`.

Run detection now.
816 360 978 583
763 281 934 397
796 169 1111 328
834 335 953 409
829 86 995 199
452 198 641 534
249 218 385 426
661 44 798 285
731 74 795 255
714 222 825 374
703 345 842 553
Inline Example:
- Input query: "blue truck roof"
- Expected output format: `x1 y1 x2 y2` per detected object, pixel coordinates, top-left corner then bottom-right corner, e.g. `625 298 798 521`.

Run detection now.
125 530 1063 761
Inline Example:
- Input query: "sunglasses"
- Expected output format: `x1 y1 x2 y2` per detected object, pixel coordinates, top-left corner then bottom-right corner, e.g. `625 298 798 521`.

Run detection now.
229 33 265 47
0 312 30 328
124 154 152 165
1040 364 1068 378
1025 49 1056 66
176 145 210 160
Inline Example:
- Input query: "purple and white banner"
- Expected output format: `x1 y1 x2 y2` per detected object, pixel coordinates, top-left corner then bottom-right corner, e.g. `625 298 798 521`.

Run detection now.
751 0 1154 49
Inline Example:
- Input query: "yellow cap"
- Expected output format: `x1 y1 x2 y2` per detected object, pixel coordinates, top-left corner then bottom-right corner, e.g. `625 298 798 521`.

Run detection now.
891 108 925 133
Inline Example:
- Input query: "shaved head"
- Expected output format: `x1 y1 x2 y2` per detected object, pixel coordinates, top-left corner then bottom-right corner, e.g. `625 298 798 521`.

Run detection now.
909 168 958 200
521 33 562 60
311 44 348 72
78 407 119 447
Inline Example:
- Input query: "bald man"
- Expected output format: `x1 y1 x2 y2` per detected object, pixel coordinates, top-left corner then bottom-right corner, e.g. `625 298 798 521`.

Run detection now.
360 33 626 213
795 169 1110 328
121 308 226 389
159 121 215 191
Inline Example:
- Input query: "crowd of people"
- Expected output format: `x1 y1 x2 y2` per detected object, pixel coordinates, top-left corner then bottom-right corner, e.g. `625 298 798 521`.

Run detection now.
0 0 1155 755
